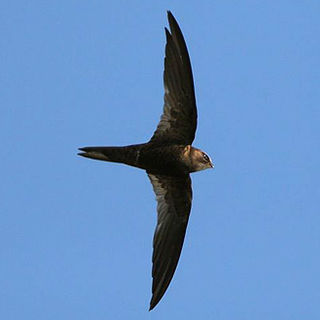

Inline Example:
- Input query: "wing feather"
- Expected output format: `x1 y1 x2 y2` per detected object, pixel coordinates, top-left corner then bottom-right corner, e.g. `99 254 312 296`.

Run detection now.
147 173 192 310
149 11 197 145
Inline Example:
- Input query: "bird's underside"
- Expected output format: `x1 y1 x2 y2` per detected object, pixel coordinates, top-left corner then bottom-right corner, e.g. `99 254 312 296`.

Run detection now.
79 143 201 175
78 11 213 310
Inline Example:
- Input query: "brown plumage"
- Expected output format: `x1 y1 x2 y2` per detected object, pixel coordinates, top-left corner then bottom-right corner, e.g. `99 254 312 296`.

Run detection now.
78 11 213 310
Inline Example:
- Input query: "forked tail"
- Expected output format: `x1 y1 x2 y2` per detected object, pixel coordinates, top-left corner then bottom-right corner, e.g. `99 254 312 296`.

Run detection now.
78 144 143 168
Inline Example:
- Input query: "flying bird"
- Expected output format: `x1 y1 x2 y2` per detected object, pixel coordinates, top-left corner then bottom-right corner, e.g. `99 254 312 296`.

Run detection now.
78 11 213 310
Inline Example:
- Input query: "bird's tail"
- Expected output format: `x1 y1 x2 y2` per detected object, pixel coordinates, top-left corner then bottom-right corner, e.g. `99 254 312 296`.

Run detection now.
78 144 143 168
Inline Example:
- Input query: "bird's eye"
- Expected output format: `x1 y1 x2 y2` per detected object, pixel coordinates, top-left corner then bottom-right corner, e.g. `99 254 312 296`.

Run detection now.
203 153 209 162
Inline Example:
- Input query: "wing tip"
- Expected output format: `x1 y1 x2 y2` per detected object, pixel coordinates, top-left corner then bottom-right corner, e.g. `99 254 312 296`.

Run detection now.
167 10 180 32
149 295 159 311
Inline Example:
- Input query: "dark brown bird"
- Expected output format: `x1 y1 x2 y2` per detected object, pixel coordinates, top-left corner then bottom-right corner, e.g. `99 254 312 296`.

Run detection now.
78 11 213 310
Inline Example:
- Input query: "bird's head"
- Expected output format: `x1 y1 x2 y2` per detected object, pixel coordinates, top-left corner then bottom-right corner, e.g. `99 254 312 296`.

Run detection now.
183 145 214 172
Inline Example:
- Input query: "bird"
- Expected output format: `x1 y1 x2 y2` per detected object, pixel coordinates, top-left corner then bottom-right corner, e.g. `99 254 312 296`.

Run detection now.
78 11 213 310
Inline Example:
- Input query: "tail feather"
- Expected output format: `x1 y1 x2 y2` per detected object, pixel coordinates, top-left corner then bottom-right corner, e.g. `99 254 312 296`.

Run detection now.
78 145 143 168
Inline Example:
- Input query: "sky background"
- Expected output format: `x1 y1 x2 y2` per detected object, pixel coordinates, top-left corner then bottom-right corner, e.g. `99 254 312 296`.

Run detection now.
1 1 320 319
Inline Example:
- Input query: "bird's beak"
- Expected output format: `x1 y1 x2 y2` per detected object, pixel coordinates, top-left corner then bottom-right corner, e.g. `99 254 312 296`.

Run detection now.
209 161 214 169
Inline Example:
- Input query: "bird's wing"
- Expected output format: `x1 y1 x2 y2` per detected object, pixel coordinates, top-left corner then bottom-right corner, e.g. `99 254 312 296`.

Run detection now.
147 173 192 310
149 11 197 145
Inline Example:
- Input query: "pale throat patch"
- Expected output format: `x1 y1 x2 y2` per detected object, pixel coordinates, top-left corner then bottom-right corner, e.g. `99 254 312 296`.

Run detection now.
183 145 191 156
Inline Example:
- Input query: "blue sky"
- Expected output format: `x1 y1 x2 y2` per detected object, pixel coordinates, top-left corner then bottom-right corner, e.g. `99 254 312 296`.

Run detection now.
1 1 320 319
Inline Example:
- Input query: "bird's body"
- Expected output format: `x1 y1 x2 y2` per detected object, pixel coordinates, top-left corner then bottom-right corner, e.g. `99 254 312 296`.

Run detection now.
78 11 213 310
79 143 209 176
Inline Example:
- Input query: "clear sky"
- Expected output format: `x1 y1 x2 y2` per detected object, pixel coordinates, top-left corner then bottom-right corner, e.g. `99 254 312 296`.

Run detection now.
1 1 320 319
